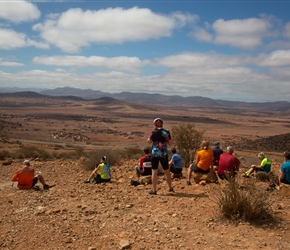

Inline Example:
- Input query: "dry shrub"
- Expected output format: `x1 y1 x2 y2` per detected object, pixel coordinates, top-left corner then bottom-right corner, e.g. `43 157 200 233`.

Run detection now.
215 177 274 223
0 150 10 160
124 147 143 160
171 123 204 168
14 146 51 160
81 149 122 171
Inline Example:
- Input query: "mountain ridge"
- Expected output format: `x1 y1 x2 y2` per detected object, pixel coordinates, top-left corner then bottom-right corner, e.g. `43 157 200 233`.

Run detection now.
0 87 290 112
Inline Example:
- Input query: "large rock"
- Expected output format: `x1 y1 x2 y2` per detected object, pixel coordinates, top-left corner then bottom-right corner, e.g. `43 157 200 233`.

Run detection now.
192 169 218 184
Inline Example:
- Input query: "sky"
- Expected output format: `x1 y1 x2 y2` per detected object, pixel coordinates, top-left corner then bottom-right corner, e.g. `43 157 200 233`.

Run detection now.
1 0 290 102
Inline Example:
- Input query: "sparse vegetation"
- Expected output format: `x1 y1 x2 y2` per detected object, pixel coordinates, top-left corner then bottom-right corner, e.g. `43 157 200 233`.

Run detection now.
81 149 122 171
215 177 275 223
0 150 10 160
171 123 204 168
14 146 51 160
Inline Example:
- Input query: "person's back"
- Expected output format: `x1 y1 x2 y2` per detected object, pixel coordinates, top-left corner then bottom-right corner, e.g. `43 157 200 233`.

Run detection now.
218 146 240 176
99 162 111 180
197 148 213 171
212 142 223 166
260 156 271 173
12 165 34 189
150 128 171 157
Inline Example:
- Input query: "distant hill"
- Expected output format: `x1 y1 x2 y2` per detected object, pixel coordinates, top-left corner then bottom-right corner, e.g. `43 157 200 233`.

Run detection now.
1 87 290 112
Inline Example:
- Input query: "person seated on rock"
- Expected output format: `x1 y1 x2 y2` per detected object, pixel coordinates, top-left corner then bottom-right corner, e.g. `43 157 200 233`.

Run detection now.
244 152 271 177
84 156 111 184
186 140 213 185
279 152 290 185
212 141 223 170
11 160 53 190
217 146 240 180
169 147 183 175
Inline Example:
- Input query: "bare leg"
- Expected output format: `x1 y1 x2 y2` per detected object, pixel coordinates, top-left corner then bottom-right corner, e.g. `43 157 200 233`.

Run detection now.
88 169 97 181
36 174 46 186
151 169 158 191
187 165 193 182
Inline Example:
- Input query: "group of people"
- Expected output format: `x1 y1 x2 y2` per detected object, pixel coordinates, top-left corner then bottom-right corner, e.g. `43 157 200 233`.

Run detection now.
11 117 290 194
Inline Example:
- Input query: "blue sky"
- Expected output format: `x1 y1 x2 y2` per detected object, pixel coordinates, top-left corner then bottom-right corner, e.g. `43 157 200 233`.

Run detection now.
1 0 290 102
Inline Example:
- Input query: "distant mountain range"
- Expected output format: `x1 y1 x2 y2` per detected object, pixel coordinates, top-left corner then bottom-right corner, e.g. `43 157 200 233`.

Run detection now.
1 86 290 112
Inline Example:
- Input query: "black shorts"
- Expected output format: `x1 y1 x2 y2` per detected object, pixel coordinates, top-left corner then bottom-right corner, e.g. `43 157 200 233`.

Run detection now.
170 165 182 174
191 164 209 174
93 174 111 184
32 177 38 187
281 178 290 185
151 156 169 170
136 166 152 176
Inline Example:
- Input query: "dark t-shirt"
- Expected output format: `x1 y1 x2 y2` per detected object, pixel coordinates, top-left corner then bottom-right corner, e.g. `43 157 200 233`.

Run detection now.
213 147 224 166
149 128 171 157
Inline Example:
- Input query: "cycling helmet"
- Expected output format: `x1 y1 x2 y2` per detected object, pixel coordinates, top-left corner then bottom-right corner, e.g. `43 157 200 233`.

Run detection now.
153 118 163 126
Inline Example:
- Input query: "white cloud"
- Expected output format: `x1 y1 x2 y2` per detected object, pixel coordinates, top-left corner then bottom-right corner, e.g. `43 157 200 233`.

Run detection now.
0 28 49 49
0 0 40 23
0 58 24 67
212 18 271 49
33 7 196 53
33 55 149 72
256 50 290 66
190 27 212 42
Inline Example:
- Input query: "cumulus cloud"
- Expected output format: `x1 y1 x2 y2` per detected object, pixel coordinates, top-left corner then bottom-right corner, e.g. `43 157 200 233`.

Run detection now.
192 17 272 50
255 50 290 66
0 28 49 49
33 7 196 53
33 55 149 72
284 22 290 38
0 0 40 23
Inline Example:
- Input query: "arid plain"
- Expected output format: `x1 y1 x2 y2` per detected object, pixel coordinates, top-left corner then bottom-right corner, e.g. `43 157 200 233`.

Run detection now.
1 95 290 250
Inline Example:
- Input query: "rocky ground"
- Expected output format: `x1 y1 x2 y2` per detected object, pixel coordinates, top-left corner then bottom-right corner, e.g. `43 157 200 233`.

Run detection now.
1 155 290 250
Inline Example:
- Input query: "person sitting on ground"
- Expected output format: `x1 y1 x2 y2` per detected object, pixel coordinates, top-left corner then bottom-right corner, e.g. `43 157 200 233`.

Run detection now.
212 141 223 169
169 147 183 175
131 147 152 186
84 156 111 184
135 147 152 179
217 146 240 180
11 160 53 190
186 140 213 185
279 152 290 185
244 152 271 177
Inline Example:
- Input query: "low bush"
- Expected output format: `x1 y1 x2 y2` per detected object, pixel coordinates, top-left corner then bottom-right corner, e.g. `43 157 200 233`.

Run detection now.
0 150 10 160
215 177 274 223
81 149 122 171
14 146 51 160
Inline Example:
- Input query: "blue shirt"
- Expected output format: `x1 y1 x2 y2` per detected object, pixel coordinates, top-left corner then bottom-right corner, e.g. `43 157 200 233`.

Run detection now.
171 153 182 169
149 128 171 157
281 160 290 183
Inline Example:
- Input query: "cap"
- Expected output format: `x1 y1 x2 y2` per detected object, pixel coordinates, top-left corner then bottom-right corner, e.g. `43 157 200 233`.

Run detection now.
153 118 163 127
102 156 107 161
258 152 265 158
214 141 220 146
23 160 30 166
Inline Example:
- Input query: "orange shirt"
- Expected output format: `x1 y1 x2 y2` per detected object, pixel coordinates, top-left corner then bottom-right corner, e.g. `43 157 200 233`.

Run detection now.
196 148 213 171
11 166 35 189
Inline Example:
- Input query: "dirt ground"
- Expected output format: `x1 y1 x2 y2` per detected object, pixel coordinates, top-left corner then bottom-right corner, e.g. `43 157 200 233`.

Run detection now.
1 96 290 250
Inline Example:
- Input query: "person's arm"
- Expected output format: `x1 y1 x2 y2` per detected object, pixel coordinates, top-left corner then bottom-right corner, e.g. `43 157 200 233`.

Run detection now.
279 171 285 182
147 138 152 144
139 156 144 167
11 171 19 182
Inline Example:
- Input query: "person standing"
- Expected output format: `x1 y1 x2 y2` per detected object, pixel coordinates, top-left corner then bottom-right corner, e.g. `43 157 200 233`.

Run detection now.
280 152 290 185
217 146 240 180
147 118 173 195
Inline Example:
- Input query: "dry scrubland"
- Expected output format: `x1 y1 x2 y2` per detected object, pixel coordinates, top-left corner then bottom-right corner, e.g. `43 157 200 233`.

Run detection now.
1 96 290 250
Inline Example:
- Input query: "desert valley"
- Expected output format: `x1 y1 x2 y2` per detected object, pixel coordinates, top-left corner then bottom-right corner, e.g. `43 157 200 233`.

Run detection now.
1 91 290 250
